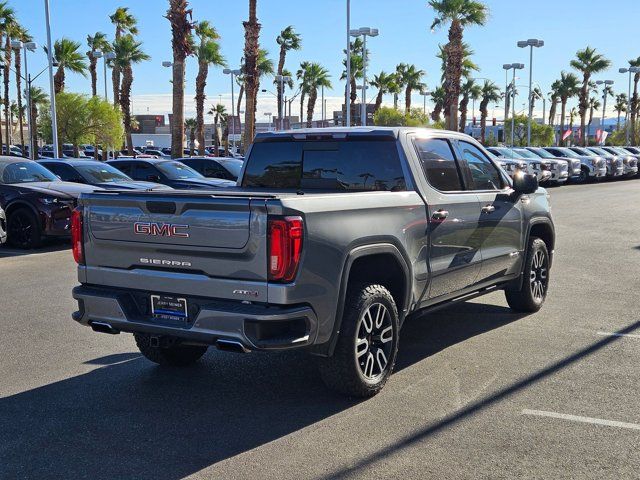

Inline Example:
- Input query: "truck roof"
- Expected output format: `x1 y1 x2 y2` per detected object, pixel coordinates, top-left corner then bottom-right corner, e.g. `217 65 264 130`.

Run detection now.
253 126 473 142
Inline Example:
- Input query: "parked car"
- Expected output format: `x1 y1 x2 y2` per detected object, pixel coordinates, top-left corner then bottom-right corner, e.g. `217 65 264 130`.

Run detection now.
569 147 624 179
72 127 554 397
0 157 102 248
493 157 528 179
525 147 582 181
107 158 235 190
486 147 547 182
622 146 640 156
543 146 606 182
178 157 244 181
601 146 639 177
38 159 172 191
141 148 170 159
512 148 567 185
0 204 6 245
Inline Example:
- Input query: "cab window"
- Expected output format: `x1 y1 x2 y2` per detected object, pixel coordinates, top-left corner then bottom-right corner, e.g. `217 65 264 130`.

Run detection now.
459 141 504 191
413 138 463 192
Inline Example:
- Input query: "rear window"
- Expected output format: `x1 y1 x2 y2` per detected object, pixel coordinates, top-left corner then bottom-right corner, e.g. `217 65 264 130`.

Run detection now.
242 139 406 191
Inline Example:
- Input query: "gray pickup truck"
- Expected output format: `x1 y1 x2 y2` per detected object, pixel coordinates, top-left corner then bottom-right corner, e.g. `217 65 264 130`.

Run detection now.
71 128 555 397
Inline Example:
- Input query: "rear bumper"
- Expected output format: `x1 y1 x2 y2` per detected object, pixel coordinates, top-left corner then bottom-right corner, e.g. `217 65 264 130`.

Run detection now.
72 285 318 351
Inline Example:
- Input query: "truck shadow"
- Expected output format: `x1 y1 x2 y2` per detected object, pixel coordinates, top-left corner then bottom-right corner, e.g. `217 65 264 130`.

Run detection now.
0 301 524 480
0 240 69 257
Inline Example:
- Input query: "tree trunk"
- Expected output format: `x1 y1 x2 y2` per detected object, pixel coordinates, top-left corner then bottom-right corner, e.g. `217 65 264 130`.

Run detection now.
171 59 185 157
443 20 463 131
631 75 639 145
617 113 621 131
242 0 261 151
276 46 286 123
89 54 98 97
479 100 489 144
431 103 442 123
343 84 348 126
14 49 24 154
112 63 120 106
195 59 207 155
393 92 398 110
459 93 469 132
4 36 11 150
579 77 589 146
54 65 65 94
560 99 567 145
31 105 38 155
120 64 134 155
299 91 305 123
306 88 317 128
405 87 412 113
237 84 244 119
350 77 357 124
374 89 384 112
213 114 220 153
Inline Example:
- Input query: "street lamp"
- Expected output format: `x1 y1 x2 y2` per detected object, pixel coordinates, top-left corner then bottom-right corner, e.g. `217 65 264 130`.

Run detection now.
619 67 640 144
505 63 524 145
224 68 241 155
350 26 378 127
517 39 544 146
420 90 431 116
11 39 37 157
274 74 291 130
596 80 614 142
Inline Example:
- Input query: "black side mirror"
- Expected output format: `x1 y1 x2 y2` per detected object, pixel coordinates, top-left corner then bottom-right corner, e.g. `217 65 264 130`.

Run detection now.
512 172 538 194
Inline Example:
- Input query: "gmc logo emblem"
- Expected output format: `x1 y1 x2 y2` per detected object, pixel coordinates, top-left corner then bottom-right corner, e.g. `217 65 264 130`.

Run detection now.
134 222 190 238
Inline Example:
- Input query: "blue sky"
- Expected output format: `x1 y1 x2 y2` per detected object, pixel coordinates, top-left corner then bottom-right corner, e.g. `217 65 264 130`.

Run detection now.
15 0 640 121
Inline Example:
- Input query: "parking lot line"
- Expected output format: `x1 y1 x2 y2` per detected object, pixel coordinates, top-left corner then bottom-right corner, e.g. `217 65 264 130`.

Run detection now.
522 409 640 431
596 331 640 340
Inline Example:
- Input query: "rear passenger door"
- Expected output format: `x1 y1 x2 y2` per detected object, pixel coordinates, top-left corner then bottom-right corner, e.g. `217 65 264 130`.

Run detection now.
455 140 524 283
410 136 483 301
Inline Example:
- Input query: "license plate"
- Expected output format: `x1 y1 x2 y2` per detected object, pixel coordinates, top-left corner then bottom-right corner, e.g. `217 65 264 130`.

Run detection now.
151 295 188 321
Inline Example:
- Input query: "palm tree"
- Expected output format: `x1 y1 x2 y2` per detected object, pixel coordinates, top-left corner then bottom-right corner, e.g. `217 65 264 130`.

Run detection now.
86 32 111 97
52 38 87 94
27 86 47 155
207 103 226 154
569 107 577 140
429 0 488 131
166 0 193 158
242 0 261 150
184 118 197 153
628 57 640 144
370 71 397 112
614 93 627 131
113 34 150 154
555 72 580 145
296 61 310 121
110 7 138 105
194 20 225 155
458 78 481 132
436 42 478 83
302 63 331 127
588 97 601 126
570 47 611 145
430 86 445 122
234 49 272 132
479 80 500 144
11 23 31 154
275 26 301 123
1 4 17 152
530 86 543 117
341 38 364 124
548 80 561 127
397 64 426 113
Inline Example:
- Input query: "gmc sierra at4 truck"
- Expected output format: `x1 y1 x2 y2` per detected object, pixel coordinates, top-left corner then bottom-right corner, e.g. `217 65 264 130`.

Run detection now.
71 128 555 397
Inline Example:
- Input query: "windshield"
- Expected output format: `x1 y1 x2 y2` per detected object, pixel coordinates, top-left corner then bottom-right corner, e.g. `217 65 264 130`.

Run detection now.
588 147 609 156
494 147 525 159
219 159 243 178
76 164 131 183
528 148 553 159
611 147 630 156
560 148 583 158
513 148 539 159
0 161 58 184
156 161 203 180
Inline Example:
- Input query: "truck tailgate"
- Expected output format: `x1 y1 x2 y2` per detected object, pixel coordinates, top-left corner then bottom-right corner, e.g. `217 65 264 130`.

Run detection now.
80 192 269 296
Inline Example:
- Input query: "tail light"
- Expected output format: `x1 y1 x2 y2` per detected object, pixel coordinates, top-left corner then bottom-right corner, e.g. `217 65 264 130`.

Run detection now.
71 207 84 265
268 216 303 282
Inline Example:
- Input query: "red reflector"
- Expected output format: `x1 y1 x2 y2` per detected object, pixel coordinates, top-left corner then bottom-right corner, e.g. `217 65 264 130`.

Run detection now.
71 207 84 265
268 216 303 282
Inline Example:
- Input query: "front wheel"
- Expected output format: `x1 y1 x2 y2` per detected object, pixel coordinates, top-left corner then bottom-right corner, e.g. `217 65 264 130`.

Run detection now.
505 237 550 312
576 168 589 184
134 333 208 366
7 208 41 249
318 284 399 398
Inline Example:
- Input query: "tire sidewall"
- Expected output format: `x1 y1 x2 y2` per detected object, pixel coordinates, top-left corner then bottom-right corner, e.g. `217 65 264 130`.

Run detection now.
8 208 40 249
525 238 550 308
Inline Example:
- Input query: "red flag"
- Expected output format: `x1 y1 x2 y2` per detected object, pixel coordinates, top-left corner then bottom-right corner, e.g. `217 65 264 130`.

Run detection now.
595 129 602 143
562 129 572 141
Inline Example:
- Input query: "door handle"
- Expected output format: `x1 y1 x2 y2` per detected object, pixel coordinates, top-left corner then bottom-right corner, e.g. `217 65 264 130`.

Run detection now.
432 209 449 220
481 204 496 214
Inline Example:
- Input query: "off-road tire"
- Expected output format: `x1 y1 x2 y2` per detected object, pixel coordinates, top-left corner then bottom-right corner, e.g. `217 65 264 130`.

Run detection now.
505 237 550 312
134 333 208 366
319 283 399 398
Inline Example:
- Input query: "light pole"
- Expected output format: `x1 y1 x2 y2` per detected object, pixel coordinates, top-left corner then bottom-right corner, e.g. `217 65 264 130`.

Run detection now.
224 68 241 155
11 39 36 157
44 0 59 157
505 63 524 145
349 27 378 127
345 0 351 127
596 79 614 143
517 39 544 146
274 74 291 130
619 67 640 145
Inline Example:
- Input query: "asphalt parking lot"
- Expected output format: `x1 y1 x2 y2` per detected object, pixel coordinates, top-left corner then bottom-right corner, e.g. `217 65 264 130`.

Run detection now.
1 179 639 479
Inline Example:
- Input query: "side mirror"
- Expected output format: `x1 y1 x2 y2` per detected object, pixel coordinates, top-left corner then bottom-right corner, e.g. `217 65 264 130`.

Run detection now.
512 172 538 194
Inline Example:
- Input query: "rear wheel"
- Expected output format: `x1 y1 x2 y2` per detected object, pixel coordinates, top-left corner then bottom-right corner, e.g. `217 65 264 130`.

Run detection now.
318 283 399 398
505 237 550 312
7 208 41 249
134 333 208 366
577 167 589 183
